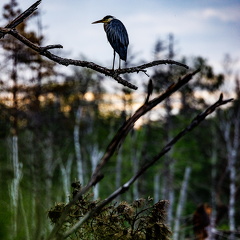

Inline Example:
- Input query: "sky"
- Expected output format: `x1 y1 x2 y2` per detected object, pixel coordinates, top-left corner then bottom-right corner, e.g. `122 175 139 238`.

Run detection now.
0 0 240 75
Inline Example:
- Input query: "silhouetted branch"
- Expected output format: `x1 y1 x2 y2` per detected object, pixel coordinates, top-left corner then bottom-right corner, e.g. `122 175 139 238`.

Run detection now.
132 93 233 178
62 93 233 239
47 69 200 240
0 0 41 39
116 59 189 74
40 44 63 51
0 0 189 90
145 79 153 103
84 70 201 191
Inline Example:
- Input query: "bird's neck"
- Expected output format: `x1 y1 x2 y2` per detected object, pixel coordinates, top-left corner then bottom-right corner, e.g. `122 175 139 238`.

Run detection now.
103 22 108 32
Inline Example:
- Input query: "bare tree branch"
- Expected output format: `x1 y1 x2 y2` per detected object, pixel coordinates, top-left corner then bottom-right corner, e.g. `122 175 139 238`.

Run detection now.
1 27 189 90
89 69 201 185
115 59 189 74
145 79 153 104
46 69 200 240
62 93 233 239
0 0 41 39
0 0 189 90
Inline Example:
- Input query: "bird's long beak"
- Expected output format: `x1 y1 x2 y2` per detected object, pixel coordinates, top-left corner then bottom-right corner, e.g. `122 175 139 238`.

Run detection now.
92 19 104 24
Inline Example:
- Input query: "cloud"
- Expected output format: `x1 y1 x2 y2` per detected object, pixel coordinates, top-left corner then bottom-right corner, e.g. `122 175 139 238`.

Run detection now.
202 7 240 22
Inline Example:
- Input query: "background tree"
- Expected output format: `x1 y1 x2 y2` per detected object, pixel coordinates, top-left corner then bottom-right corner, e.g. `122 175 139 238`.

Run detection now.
0 1 238 240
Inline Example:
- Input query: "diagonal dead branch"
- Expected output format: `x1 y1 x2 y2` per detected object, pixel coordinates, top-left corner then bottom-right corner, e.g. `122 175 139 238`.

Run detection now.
62 93 233 239
132 93 233 180
46 69 200 240
83 70 200 190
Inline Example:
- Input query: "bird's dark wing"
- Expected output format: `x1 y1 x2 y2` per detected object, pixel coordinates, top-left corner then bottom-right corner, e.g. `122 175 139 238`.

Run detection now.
105 19 129 61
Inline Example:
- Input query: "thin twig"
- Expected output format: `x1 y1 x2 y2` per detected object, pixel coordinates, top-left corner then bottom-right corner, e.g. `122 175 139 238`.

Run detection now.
115 59 189 74
144 79 153 104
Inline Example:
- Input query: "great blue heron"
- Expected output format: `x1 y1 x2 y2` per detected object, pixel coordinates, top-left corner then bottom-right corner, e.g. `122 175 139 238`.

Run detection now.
92 15 129 70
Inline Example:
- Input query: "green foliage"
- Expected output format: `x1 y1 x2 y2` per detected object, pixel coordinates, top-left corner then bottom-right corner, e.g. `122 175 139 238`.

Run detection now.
48 182 171 240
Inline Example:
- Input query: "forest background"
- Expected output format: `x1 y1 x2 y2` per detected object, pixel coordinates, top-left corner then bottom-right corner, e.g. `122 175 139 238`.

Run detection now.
0 0 239 239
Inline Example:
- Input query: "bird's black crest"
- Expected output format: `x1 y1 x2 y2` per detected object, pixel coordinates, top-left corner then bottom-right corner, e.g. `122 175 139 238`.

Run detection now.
103 15 114 20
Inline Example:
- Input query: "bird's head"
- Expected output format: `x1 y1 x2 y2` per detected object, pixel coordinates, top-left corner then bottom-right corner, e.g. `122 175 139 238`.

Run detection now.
92 15 115 24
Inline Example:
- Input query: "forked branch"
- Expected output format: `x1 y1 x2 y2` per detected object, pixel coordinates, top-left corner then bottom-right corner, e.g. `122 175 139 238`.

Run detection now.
61 93 233 239
0 0 189 90
47 69 200 240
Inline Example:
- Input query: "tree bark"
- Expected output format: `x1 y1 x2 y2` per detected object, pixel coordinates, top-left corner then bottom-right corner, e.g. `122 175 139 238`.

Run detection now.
173 167 191 240
74 107 84 184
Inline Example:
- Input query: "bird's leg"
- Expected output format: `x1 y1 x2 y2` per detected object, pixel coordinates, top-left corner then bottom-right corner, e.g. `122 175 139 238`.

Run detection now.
118 56 121 69
112 50 116 70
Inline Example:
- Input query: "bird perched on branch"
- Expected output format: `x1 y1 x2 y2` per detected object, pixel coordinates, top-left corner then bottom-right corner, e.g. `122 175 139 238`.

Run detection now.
92 15 129 70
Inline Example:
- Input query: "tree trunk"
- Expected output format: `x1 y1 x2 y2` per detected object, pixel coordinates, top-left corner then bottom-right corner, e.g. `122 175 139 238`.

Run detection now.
154 173 160 203
173 167 191 240
91 146 102 200
9 135 22 238
220 105 239 240
209 128 217 240
132 147 139 200
74 107 84 184
115 148 123 201
60 155 73 202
